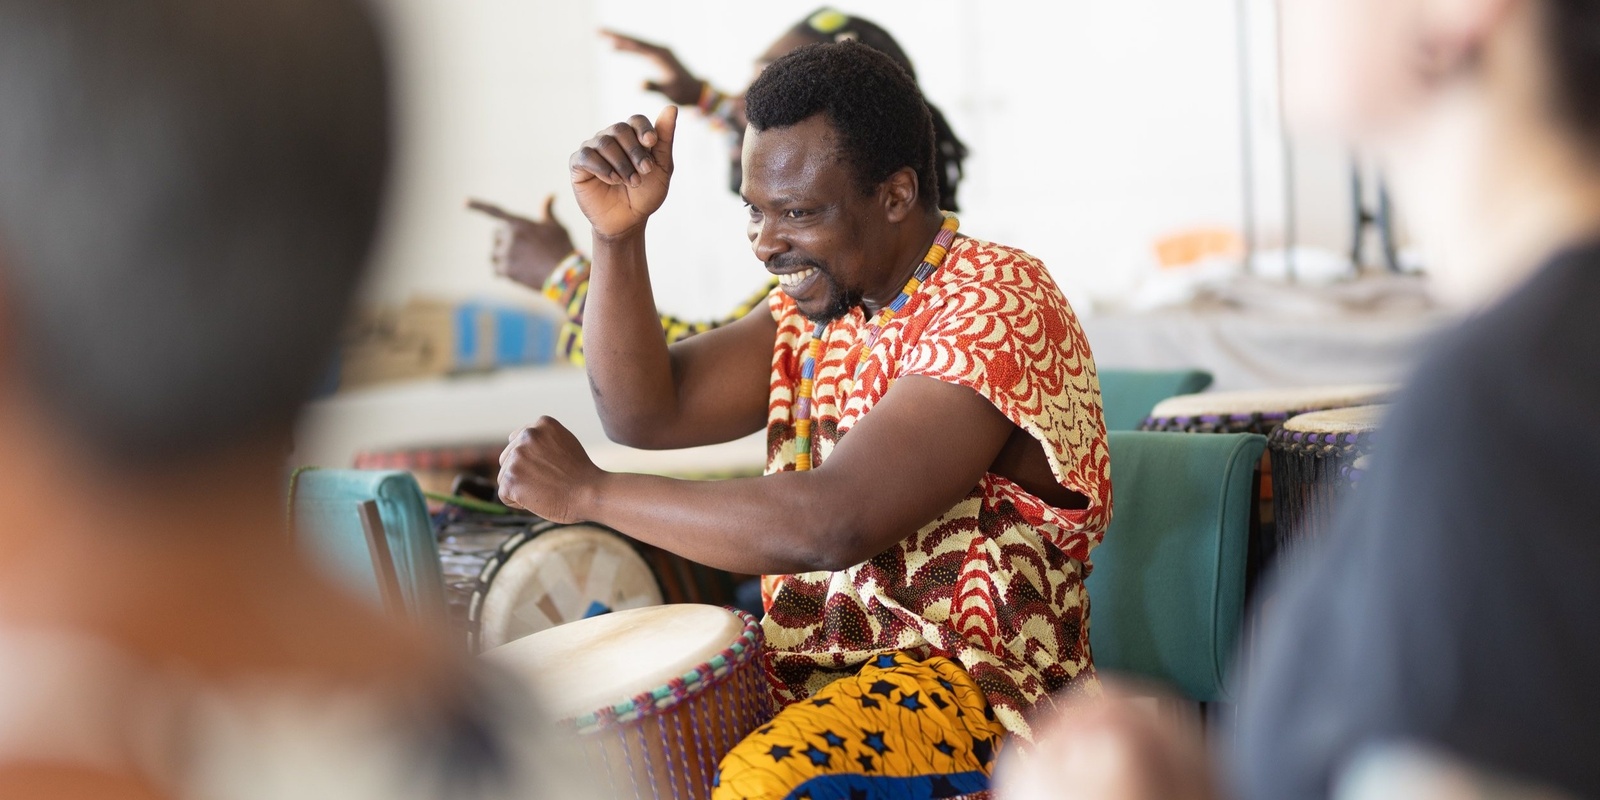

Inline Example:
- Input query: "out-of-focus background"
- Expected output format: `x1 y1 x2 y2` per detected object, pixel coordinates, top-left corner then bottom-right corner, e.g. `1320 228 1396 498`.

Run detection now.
295 0 1449 469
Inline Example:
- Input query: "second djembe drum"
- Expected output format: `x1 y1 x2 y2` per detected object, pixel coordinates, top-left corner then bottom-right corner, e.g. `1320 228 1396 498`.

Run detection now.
1269 404 1387 559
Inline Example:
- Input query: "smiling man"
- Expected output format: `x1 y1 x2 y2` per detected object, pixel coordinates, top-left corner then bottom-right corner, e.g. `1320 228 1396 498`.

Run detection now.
498 42 1110 799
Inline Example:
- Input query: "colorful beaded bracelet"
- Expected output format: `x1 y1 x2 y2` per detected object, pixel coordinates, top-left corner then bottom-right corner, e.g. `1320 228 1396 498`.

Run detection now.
542 251 590 305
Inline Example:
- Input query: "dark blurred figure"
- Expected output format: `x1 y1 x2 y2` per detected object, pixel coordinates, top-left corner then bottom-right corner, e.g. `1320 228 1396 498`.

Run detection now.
467 8 970 365
0 1 577 797
999 0 1600 797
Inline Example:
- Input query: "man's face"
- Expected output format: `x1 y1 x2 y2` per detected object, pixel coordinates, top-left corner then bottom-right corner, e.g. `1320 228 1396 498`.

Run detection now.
742 114 891 324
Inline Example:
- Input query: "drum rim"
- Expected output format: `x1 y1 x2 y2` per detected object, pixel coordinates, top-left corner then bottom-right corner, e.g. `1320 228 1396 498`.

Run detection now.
567 608 764 734
1140 410 1294 431
1145 384 1394 418
1266 424 1374 456
1278 404 1388 434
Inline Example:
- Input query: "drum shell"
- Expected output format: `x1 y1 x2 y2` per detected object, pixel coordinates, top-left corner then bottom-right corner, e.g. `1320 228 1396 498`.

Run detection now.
489 606 774 800
1268 428 1374 559
575 657 772 800
435 517 523 650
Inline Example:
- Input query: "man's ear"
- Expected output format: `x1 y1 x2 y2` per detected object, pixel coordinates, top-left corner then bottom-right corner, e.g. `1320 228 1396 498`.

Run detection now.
879 167 921 224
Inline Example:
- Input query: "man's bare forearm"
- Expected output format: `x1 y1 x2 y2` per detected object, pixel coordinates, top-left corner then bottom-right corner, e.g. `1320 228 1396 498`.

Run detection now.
583 229 681 444
581 469 864 575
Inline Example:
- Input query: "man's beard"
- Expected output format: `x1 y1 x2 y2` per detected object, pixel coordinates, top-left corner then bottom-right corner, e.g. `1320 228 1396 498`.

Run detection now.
770 254 862 325
804 270 863 325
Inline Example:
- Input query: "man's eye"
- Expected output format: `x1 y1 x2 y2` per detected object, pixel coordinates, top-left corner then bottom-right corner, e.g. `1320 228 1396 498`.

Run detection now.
745 204 762 220
783 209 811 219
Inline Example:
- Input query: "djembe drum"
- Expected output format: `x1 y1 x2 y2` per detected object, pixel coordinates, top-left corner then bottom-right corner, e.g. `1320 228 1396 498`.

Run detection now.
437 518 665 652
1141 384 1395 584
1268 404 1386 559
488 604 773 800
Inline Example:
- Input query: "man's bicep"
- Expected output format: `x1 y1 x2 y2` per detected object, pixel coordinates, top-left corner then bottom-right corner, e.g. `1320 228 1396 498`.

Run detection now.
654 302 776 448
818 376 1015 556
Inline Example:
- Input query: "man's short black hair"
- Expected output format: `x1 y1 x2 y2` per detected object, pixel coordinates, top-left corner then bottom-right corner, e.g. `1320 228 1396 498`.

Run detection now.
0 0 389 465
745 41 939 209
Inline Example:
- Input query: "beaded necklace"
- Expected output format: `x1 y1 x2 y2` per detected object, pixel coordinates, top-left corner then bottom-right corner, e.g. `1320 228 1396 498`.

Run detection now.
793 213 959 471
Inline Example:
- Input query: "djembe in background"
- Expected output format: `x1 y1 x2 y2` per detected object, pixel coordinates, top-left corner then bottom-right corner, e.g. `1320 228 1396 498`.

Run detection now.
1140 384 1395 586
1267 404 1387 566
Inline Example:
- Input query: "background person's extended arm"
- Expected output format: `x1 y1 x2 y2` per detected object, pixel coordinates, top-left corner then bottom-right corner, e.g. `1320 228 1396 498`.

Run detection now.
469 197 776 367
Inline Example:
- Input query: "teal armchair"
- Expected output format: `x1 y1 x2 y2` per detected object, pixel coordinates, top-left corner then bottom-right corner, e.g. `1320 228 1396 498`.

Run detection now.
289 469 446 620
1098 369 1214 431
1087 431 1265 702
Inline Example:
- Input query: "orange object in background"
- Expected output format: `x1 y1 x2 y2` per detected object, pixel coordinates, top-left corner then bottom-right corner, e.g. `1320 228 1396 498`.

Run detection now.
1155 227 1245 269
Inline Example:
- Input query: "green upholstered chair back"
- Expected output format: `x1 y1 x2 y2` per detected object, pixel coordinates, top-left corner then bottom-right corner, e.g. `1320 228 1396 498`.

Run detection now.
289 469 446 619
1087 431 1265 702
1098 369 1214 431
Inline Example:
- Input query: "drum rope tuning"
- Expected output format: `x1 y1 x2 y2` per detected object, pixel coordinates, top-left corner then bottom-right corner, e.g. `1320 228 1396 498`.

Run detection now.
1268 405 1387 564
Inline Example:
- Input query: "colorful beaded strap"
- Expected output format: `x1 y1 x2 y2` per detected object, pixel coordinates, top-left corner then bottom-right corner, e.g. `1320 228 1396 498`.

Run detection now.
794 213 959 471
566 608 764 735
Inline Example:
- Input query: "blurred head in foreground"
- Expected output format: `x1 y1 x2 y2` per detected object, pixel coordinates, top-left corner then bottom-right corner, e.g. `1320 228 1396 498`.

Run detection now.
0 0 386 469
1000 1 1600 799
1283 0 1600 302
0 3 580 798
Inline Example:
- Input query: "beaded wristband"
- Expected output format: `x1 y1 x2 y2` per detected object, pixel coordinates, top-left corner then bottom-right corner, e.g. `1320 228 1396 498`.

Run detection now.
695 81 719 115
695 82 739 131
542 251 590 305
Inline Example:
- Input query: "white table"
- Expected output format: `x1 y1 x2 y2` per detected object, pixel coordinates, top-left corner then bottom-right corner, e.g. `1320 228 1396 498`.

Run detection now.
293 365 766 476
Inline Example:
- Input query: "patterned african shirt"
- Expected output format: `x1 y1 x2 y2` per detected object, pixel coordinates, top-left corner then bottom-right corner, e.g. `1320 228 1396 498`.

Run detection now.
760 236 1112 740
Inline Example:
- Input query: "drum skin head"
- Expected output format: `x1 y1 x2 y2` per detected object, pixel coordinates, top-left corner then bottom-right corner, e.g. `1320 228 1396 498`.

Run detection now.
486 604 746 721
477 524 663 650
1279 404 1388 434
1150 384 1394 417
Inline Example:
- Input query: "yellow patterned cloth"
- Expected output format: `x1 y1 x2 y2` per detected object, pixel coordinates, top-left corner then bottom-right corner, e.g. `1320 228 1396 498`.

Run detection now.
714 651 1005 800
760 237 1112 741
541 254 776 366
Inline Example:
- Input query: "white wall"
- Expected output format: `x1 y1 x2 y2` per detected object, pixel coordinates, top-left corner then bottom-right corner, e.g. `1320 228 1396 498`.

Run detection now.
365 0 600 306
367 0 1358 319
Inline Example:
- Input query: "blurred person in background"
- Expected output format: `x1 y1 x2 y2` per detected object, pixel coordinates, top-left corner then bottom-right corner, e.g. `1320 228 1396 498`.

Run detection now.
996 0 1600 797
467 7 970 365
0 1 580 797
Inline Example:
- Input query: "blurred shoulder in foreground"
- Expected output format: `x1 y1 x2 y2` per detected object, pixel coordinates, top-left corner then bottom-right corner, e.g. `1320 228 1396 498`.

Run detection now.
0 1 584 796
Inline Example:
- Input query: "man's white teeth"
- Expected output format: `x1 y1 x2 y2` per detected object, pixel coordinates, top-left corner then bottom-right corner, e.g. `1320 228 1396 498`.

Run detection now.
779 268 817 288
